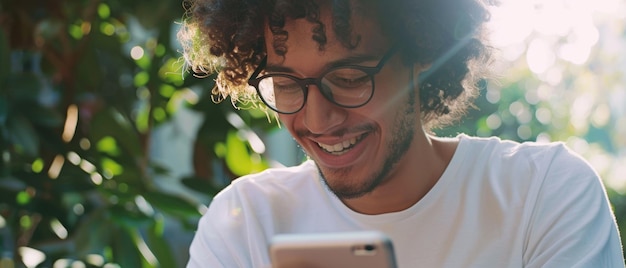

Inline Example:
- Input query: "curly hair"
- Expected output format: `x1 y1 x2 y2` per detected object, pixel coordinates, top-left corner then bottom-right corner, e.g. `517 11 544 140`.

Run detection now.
178 0 496 129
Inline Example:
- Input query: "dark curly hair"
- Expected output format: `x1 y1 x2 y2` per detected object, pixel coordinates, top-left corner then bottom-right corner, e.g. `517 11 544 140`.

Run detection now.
178 0 496 129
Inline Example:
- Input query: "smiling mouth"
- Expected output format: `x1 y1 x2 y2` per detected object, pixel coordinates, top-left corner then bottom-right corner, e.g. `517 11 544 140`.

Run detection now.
316 134 367 155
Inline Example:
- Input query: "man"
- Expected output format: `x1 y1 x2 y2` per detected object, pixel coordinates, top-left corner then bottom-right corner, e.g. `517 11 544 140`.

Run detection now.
179 0 624 267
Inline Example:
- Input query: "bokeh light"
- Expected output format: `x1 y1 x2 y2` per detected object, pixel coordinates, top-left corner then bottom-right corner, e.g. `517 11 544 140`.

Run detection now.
487 0 626 192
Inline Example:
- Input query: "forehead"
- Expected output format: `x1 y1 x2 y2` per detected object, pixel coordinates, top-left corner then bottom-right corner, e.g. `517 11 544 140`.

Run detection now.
263 2 390 72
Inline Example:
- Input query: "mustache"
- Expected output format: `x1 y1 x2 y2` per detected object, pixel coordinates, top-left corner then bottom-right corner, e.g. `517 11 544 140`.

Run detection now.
294 124 376 138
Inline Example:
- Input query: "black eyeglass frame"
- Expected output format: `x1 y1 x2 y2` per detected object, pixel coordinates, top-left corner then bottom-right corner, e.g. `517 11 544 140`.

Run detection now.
247 46 399 114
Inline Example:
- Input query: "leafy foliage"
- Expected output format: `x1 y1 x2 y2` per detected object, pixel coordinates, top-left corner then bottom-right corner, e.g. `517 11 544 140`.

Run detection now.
0 0 273 267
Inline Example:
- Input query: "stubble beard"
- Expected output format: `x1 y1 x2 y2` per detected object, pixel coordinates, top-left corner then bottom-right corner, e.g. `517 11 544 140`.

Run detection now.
316 88 417 200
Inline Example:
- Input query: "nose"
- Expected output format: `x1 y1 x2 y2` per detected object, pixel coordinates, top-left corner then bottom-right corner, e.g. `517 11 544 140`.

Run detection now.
301 85 347 134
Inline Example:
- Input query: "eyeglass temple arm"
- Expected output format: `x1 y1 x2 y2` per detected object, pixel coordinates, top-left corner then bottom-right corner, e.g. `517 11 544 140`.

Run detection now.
249 57 268 81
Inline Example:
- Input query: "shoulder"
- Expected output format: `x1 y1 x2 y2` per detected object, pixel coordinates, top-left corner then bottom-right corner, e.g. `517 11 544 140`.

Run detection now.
220 160 319 199
458 134 595 177
451 134 603 205
205 160 325 223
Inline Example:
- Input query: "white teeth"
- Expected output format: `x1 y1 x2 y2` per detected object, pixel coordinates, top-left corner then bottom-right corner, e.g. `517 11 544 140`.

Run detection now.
317 136 359 154
342 140 351 148
333 143 343 152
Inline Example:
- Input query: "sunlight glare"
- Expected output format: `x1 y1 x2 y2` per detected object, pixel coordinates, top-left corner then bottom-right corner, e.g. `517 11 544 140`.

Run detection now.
526 39 555 74
66 151 81 165
591 104 611 128
487 1 533 47
486 114 502 130
62 104 78 142
570 93 595 131
487 0 614 72
535 107 552 125
48 155 65 179
130 46 144 60
50 218 68 239
20 247 46 268
533 1 571 37
607 159 626 194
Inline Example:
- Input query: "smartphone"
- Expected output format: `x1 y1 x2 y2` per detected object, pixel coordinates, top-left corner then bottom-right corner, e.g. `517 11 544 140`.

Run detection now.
269 231 397 268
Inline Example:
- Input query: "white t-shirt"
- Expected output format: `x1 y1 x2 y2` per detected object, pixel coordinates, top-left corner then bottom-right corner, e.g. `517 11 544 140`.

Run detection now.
187 135 624 267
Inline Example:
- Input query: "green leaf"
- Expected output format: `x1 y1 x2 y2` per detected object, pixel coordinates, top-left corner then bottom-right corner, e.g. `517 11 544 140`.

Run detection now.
96 136 121 156
109 205 153 228
112 227 143 268
73 208 112 256
143 191 201 219
134 71 150 87
158 58 185 86
98 3 111 19
16 190 31 205
125 228 160 268
146 220 177 268
135 54 151 70
225 131 252 176
101 157 124 176
90 108 142 157
134 101 150 132
180 176 223 196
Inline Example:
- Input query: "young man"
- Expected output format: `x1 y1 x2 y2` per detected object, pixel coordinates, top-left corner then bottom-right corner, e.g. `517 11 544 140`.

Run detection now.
179 0 624 267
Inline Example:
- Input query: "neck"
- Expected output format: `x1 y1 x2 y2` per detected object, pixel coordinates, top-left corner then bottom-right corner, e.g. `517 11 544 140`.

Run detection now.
340 134 458 215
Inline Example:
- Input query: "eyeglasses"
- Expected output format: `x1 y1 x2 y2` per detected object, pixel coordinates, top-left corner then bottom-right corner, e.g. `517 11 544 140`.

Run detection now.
248 46 398 114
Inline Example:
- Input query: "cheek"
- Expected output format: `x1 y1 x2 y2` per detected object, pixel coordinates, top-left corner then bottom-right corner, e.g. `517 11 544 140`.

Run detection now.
367 82 409 117
277 114 298 133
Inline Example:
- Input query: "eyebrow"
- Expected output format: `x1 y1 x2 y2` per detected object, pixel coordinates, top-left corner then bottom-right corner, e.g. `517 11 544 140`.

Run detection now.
264 53 382 74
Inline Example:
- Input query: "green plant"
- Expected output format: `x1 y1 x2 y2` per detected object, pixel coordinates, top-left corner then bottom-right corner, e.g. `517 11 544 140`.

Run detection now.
0 0 274 267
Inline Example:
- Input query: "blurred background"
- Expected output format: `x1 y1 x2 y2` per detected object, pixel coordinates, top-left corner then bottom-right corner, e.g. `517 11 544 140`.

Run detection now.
0 0 624 267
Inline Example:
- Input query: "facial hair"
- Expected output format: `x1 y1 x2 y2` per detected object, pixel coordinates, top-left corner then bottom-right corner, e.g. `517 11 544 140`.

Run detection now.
317 85 417 199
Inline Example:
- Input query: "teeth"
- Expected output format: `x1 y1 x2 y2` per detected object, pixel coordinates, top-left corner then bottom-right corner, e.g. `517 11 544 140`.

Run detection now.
317 136 359 154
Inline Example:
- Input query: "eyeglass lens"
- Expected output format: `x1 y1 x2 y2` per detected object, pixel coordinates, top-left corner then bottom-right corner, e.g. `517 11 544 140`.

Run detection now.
256 67 374 113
